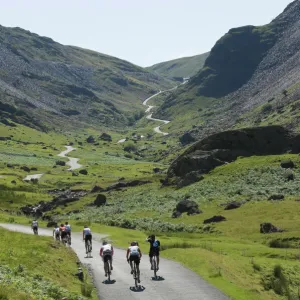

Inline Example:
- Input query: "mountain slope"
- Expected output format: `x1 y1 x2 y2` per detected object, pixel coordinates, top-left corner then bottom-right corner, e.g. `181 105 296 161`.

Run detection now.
147 52 209 79
0 25 174 130
154 0 300 139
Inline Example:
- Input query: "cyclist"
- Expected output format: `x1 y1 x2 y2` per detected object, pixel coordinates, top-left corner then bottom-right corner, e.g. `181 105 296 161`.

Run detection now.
65 221 71 243
59 223 67 242
82 225 92 253
100 241 114 277
146 234 160 270
126 241 142 283
53 225 60 240
31 219 38 234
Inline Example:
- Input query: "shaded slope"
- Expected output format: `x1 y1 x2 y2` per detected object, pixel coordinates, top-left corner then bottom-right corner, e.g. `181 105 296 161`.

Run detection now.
0 25 173 130
147 52 209 79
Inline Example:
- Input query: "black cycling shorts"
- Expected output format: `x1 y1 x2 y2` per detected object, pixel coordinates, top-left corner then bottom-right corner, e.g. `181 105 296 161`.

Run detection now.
103 254 112 262
149 249 159 257
129 255 140 265
85 234 92 242
61 231 67 239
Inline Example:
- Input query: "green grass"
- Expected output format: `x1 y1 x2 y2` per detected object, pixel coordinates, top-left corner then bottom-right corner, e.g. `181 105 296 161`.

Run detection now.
0 227 97 300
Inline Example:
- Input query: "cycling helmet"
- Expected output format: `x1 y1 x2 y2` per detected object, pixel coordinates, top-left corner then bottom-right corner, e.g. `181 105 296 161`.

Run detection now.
150 234 155 240
131 241 137 246
84 225 88 228
60 223 64 227
102 241 108 245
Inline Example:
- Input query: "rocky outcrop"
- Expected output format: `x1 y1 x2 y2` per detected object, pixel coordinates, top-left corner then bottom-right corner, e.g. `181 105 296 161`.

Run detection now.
165 126 300 187
105 180 151 191
280 159 295 169
86 136 95 143
99 133 112 142
224 202 242 210
94 194 107 206
260 223 283 234
91 185 104 193
20 189 88 216
203 215 226 224
172 199 202 218
179 132 196 146
268 194 285 201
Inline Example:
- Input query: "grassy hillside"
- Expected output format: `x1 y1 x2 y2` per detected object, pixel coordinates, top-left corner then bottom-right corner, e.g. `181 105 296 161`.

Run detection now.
0 226 96 299
0 25 174 130
147 52 209 79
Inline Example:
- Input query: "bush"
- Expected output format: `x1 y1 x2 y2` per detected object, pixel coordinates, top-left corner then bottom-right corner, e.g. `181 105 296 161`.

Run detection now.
261 103 272 114
123 143 137 153
269 239 292 249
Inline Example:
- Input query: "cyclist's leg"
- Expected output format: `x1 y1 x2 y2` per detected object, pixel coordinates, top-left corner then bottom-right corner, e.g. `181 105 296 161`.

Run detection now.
89 235 92 250
129 256 134 274
136 257 141 282
149 252 153 269
103 256 107 275
110 256 113 270
156 251 160 269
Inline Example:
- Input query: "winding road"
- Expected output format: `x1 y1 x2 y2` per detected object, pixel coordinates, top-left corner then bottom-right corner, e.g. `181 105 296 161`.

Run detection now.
0 224 228 300
23 146 82 180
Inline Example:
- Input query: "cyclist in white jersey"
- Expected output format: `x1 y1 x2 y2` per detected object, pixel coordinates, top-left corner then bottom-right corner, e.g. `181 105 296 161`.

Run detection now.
53 225 60 240
82 225 92 253
126 241 142 283
100 241 114 276
31 220 38 234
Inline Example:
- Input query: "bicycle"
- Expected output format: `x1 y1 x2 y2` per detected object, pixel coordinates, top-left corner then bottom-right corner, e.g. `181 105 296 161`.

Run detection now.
132 260 140 288
62 234 68 246
66 233 71 246
85 239 92 257
104 258 112 281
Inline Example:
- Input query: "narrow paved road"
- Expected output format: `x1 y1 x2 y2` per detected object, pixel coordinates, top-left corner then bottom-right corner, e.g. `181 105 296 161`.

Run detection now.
0 224 228 300
57 146 82 170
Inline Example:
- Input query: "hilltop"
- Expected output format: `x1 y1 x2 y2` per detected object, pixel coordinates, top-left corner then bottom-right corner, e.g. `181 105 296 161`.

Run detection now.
154 0 300 139
147 52 209 80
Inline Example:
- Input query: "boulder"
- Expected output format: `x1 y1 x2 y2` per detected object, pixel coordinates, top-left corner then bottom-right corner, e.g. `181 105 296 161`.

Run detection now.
174 199 202 217
72 172 78 176
99 133 112 142
260 223 283 234
268 194 284 201
79 169 88 175
91 185 104 193
94 194 107 206
106 180 151 191
179 132 196 146
31 167 38 171
224 202 241 210
20 166 30 172
172 211 182 218
47 221 57 228
56 160 66 166
86 136 95 143
11 180 16 184
280 159 295 169
203 215 226 224
153 168 161 173
7 163 13 168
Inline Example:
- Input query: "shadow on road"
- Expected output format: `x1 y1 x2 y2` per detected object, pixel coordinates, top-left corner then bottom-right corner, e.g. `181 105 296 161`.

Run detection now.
130 285 146 292
102 279 116 284
151 276 165 281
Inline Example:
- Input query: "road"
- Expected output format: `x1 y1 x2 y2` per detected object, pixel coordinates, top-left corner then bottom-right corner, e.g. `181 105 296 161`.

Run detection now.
0 223 228 300
57 145 82 170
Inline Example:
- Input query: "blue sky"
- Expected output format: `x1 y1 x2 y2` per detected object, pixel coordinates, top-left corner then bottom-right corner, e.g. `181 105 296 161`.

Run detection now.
0 0 293 66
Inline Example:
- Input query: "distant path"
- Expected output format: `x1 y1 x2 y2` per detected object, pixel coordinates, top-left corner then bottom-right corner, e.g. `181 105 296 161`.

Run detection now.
57 146 82 170
0 224 229 300
142 82 187 136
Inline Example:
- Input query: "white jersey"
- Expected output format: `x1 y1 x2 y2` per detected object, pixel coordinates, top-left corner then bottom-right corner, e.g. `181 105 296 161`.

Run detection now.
83 228 92 237
32 221 38 227
102 244 113 255
54 228 60 234
129 245 140 256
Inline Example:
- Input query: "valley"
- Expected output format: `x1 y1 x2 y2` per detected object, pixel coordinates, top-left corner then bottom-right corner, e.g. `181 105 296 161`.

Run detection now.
1 1 300 299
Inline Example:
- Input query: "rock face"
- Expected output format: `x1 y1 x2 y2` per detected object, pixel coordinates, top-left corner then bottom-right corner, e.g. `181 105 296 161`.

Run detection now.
105 180 151 191
79 169 88 175
166 126 300 187
94 194 107 206
172 199 202 218
91 185 104 193
100 133 112 142
179 132 196 146
203 215 226 224
260 223 283 234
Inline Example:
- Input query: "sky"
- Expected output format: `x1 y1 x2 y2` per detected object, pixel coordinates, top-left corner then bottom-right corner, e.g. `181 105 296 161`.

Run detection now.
0 0 293 67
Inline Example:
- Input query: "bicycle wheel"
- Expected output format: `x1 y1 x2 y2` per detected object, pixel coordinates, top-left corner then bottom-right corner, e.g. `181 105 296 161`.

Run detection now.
133 262 138 288
153 255 157 279
107 260 111 281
